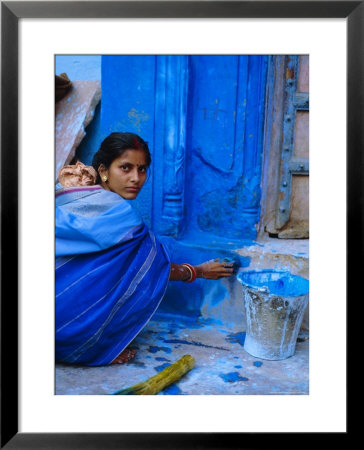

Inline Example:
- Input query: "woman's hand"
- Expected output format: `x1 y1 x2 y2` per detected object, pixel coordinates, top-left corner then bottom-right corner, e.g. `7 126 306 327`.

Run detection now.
195 259 234 280
169 260 235 282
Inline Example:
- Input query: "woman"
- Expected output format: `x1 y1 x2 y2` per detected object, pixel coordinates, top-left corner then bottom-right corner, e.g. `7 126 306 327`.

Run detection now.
56 132 234 366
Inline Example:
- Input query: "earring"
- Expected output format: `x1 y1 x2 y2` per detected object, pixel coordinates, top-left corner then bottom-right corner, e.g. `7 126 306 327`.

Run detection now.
101 175 108 182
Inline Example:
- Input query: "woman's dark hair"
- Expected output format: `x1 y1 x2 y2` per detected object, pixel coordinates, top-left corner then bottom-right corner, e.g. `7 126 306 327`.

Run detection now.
92 132 151 183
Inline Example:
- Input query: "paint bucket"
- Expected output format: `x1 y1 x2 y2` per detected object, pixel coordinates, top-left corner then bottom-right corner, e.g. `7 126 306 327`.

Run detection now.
237 270 309 360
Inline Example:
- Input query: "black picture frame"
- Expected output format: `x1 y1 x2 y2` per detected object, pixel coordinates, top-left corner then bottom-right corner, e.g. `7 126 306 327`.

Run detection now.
1 1 357 447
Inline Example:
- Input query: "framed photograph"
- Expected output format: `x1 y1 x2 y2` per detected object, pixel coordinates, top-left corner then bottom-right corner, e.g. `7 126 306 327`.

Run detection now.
2 1 357 447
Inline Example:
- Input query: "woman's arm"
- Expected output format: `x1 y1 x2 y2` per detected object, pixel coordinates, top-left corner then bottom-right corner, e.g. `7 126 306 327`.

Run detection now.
169 263 192 281
169 261 234 282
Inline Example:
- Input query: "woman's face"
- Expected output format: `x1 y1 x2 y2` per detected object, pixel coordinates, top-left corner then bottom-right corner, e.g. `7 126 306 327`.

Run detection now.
99 149 148 200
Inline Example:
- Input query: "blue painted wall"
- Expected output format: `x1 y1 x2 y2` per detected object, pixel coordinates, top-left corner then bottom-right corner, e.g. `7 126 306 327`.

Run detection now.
99 55 267 322
55 55 101 81
56 55 269 324
100 55 157 228
55 55 268 241
185 56 267 243
95 55 268 241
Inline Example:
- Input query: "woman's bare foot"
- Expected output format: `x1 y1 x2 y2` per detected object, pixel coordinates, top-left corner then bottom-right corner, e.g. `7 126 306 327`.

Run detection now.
111 348 136 364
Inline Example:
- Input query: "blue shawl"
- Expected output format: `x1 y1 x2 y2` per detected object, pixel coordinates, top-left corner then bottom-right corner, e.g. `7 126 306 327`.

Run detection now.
55 186 170 366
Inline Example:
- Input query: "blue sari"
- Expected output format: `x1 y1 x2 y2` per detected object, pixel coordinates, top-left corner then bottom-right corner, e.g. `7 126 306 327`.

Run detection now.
55 186 170 366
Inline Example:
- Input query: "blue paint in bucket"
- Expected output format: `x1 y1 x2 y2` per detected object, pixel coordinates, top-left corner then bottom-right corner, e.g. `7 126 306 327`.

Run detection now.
237 270 309 297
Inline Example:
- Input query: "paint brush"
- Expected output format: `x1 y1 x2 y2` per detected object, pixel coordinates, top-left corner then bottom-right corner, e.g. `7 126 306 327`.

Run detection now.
112 354 195 395
220 256 241 274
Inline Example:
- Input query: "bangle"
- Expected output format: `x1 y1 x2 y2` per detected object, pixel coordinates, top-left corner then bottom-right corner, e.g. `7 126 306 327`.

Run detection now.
182 265 193 281
181 263 197 283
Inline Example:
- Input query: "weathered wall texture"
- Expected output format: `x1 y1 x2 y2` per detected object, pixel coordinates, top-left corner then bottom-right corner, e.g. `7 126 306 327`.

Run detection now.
55 80 101 181
260 55 309 239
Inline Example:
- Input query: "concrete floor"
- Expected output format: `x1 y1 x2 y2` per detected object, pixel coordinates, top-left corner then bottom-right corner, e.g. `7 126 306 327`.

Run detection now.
55 314 309 395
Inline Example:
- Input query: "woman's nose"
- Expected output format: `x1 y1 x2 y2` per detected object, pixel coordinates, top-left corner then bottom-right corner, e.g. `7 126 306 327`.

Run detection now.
130 168 140 183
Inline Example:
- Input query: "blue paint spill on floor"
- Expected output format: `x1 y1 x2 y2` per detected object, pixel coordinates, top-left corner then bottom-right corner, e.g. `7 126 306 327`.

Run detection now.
226 331 246 346
159 384 183 395
163 339 229 351
234 365 243 369
148 346 172 354
154 363 171 372
155 357 169 362
253 361 263 367
130 361 146 368
219 372 248 383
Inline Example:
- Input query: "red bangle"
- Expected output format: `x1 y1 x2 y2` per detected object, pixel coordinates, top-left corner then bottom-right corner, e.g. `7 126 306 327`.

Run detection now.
182 263 197 283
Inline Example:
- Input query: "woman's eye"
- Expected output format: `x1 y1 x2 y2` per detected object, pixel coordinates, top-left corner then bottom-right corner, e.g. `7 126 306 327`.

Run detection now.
120 165 130 171
139 167 146 173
